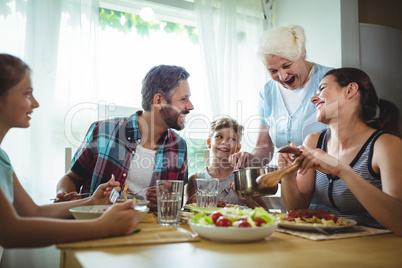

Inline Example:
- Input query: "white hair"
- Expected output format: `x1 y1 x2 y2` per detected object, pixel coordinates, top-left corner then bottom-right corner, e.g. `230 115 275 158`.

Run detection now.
256 25 306 62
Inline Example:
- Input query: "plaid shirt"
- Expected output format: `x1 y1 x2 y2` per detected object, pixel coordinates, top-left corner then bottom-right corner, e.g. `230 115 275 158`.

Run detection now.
71 111 188 193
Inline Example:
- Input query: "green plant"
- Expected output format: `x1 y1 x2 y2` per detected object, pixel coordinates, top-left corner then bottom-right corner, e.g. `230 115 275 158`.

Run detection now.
99 8 198 44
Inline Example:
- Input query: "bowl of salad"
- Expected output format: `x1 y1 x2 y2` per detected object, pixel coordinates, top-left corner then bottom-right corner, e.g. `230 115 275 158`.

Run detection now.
189 207 278 243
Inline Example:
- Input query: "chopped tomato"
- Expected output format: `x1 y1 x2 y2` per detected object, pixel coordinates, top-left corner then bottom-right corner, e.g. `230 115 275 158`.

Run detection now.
215 216 232 227
210 212 223 224
217 200 228 208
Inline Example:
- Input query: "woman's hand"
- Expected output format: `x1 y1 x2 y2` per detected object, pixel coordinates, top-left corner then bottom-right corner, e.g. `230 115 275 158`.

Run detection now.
91 178 122 205
229 152 252 169
278 142 299 169
297 146 350 177
99 201 139 236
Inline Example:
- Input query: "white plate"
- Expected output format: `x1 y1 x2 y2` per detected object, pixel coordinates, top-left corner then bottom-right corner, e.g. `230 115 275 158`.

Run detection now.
70 205 149 222
189 220 278 243
278 219 357 231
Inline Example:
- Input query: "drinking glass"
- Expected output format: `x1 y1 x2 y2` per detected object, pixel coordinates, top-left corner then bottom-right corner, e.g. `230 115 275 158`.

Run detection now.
196 178 219 208
156 180 183 226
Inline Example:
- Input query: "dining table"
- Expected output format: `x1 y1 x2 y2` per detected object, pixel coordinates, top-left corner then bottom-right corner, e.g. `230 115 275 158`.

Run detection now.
56 213 402 268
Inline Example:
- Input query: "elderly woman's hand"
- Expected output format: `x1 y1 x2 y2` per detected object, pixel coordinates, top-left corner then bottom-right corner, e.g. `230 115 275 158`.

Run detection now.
229 152 252 169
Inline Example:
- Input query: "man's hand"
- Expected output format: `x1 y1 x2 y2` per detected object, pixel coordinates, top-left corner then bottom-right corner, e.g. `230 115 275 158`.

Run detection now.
53 191 81 203
145 187 157 211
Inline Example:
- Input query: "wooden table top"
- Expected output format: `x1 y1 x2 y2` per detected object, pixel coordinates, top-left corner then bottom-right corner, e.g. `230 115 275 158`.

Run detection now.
57 214 402 268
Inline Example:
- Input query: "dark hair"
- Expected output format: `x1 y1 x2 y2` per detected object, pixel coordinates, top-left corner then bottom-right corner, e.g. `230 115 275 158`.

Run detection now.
141 65 190 111
324 68 401 138
209 116 244 142
0 54 31 97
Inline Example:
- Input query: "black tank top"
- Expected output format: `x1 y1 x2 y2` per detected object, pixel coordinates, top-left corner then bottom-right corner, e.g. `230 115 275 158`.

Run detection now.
315 129 385 229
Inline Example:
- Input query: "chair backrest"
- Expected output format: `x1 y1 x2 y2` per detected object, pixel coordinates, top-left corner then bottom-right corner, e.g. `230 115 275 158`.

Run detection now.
65 147 72 173
203 149 210 167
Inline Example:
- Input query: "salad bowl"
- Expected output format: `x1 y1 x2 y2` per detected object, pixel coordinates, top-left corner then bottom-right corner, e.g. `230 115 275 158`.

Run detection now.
189 220 278 243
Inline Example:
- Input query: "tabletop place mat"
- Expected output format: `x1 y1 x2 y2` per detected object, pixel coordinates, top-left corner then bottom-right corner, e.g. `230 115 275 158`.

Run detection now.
57 214 199 249
276 225 391 241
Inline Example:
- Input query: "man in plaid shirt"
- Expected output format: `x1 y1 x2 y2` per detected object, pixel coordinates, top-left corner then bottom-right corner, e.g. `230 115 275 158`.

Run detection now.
56 65 194 210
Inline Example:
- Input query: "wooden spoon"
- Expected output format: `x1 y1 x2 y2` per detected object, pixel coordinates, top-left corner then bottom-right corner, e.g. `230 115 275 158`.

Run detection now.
255 146 302 189
256 161 301 188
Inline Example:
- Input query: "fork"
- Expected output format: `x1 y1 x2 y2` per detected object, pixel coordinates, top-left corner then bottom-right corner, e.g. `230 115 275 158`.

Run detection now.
109 188 119 204
127 186 156 196
50 192 91 201
217 188 230 200
109 174 119 203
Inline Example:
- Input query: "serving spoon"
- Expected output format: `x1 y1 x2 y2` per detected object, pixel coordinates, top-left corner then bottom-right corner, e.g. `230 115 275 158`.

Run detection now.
256 146 303 188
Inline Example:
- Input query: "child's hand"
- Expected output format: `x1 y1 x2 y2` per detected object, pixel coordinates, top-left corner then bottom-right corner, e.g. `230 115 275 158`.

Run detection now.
99 201 139 236
229 152 251 169
91 179 121 205
229 182 262 209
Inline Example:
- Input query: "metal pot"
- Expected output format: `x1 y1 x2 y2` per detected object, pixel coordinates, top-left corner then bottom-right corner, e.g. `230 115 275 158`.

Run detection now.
233 166 278 197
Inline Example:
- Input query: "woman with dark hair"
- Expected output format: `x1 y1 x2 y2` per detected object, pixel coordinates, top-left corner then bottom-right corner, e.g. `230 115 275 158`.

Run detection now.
268 67 402 235
0 54 139 248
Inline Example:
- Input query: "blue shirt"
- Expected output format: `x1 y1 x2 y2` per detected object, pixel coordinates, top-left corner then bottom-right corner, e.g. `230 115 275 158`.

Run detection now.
0 147 14 203
258 63 333 147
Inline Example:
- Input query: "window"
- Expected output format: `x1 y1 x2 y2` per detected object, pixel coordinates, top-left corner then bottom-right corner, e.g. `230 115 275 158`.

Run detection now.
98 1 208 174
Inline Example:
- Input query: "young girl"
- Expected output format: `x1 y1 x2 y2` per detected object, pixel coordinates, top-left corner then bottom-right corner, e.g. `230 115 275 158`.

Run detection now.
0 54 139 248
273 68 402 236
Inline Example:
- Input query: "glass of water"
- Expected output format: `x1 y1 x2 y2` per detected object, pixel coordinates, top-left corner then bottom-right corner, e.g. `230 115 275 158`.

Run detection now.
156 180 183 226
196 178 219 208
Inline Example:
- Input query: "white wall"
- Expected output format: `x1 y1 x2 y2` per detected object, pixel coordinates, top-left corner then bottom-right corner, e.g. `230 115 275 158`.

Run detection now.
272 0 343 68
270 0 401 111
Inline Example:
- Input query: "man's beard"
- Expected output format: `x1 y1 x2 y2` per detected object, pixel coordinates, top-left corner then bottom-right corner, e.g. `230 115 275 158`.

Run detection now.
160 106 185 130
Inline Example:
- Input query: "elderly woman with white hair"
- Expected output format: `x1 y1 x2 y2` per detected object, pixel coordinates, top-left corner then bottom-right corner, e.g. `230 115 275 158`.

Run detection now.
229 25 332 209
231 24 332 167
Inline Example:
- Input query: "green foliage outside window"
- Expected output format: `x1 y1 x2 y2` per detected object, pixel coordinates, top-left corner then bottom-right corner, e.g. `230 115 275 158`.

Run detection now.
99 8 199 44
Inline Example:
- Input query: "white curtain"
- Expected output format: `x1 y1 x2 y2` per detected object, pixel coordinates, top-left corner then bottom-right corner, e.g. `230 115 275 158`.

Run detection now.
193 0 267 151
0 0 99 205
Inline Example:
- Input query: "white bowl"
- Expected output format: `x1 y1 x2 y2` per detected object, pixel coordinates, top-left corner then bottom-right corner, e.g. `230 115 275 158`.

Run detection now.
189 220 278 243
116 199 150 206
70 205 149 222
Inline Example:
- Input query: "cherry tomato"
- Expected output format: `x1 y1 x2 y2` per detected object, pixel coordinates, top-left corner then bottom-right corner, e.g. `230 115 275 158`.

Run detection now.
236 220 251 228
217 201 227 208
253 218 267 227
215 216 232 227
210 212 223 224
